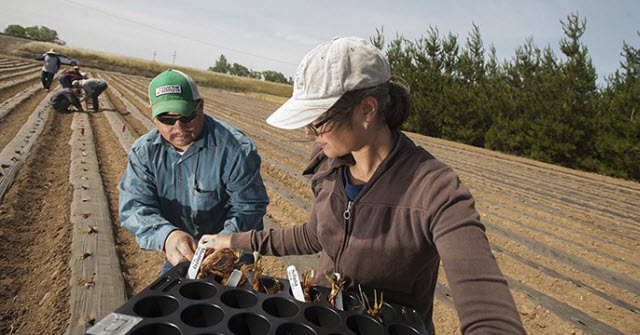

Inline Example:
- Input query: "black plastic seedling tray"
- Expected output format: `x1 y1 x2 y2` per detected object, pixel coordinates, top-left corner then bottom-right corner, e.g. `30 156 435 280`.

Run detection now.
87 262 428 335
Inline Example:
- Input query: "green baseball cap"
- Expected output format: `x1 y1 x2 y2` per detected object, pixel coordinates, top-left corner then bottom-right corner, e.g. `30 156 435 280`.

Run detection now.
148 69 201 119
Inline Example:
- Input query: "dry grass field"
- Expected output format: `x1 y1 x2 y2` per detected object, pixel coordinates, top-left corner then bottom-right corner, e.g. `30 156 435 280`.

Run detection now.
11 41 293 98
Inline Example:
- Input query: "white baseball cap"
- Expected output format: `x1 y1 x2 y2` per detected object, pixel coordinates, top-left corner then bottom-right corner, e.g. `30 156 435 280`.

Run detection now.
266 36 391 129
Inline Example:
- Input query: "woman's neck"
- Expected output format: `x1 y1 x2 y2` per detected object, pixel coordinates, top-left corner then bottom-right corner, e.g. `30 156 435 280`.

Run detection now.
349 126 394 184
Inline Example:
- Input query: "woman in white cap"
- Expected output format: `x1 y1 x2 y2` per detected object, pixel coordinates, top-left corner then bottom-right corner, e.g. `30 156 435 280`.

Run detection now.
201 36 525 334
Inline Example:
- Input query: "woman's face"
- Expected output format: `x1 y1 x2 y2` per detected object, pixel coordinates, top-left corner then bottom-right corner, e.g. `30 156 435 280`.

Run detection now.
306 101 371 158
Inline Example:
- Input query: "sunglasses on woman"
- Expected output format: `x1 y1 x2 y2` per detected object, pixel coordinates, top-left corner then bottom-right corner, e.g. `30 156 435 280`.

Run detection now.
156 111 198 125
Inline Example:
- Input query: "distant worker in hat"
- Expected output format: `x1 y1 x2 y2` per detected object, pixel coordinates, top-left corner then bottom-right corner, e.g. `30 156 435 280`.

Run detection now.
118 69 269 275
58 66 85 89
72 77 108 112
34 49 61 91
49 86 83 113
200 37 525 334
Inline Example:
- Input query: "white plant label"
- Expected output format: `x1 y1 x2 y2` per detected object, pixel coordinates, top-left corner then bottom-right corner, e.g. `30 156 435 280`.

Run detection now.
86 313 142 335
226 269 242 287
335 273 344 311
245 270 255 285
187 244 206 279
287 265 305 302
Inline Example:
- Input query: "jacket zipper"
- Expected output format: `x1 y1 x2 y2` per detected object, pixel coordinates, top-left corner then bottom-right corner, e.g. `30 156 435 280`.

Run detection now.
335 200 353 275
343 201 353 220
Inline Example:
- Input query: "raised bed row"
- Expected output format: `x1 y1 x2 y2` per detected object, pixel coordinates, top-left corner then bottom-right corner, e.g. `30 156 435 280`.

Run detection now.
0 90 54 201
66 111 126 335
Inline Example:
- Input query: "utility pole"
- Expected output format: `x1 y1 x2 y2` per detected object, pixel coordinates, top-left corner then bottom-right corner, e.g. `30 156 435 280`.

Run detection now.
172 50 176 65
152 51 156 62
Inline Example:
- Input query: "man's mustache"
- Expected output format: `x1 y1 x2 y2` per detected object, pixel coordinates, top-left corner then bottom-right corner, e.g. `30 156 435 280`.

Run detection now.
170 132 195 141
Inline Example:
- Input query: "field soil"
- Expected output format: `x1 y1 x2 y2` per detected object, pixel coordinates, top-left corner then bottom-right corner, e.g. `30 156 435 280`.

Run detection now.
0 54 638 335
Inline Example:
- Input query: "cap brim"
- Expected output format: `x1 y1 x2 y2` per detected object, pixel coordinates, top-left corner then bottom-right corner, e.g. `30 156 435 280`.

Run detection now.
267 96 340 129
152 100 197 119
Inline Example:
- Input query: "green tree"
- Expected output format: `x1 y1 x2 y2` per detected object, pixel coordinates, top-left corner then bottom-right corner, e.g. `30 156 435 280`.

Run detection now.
375 15 639 181
441 23 490 147
22 25 65 44
486 37 546 156
539 13 598 170
4 24 26 38
597 35 640 179
370 26 385 50
262 70 289 84
209 54 230 74
249 70 262 79
229 63 251 77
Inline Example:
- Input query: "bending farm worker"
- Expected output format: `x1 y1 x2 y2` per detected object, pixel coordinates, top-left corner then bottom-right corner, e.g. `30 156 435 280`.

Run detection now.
58 66 84 89
49 87 83 113
72 77 108 112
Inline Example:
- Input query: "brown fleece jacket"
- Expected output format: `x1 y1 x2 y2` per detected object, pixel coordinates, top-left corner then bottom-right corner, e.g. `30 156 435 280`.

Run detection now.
231 131 525 334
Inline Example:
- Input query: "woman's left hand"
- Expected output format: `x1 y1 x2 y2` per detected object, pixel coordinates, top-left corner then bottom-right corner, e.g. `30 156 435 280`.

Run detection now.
198 234 231 253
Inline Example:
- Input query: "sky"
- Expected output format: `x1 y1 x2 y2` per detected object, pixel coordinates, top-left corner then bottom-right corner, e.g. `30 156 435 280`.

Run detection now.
1 0 638 85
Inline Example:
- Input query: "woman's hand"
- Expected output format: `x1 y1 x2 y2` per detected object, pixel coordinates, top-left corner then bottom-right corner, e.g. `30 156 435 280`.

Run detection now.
199 234 232 253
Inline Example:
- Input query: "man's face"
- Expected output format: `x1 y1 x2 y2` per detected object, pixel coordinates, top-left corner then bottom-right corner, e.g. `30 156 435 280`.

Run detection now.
153 99 205 152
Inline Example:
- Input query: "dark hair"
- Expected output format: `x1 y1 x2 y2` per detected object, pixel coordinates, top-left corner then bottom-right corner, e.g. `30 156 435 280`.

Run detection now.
322 79 411 131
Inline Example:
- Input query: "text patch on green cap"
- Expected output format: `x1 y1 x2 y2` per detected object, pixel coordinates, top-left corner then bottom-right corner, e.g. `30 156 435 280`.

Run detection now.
155 85 182 96
148 69 201 119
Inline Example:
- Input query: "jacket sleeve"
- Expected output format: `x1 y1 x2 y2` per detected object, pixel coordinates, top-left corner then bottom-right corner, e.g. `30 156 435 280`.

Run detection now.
427 168 525 334
34 54 45 61
230 199 322 256
119 146 178 251
217 142 269 236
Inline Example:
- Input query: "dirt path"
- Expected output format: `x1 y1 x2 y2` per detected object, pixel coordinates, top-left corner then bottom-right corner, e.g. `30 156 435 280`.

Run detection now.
0 78 42 109
0 67 638 335
0 86 53 152
0 110 74 335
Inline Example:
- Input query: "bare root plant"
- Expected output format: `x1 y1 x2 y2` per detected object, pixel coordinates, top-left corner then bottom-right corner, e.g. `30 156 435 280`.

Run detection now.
324 271 347 308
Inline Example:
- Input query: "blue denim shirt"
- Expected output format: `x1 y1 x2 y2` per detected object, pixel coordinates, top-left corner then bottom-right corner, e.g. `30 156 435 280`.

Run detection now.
119 115 268 251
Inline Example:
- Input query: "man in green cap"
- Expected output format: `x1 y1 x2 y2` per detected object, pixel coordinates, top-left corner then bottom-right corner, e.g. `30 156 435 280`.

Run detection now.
119 69 269 274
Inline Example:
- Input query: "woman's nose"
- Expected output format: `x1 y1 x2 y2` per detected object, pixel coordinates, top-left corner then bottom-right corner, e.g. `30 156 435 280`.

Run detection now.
304 126 315 137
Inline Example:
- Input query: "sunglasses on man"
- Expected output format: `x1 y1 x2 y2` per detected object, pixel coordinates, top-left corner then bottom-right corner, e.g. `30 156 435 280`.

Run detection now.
156 111 198 126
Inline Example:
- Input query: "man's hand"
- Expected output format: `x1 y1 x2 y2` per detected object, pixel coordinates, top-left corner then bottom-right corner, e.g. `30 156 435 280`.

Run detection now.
164 230 197 265
199 234 232 254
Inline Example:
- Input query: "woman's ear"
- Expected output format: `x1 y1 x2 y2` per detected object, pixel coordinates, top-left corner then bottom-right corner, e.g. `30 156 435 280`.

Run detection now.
360 96 379 123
